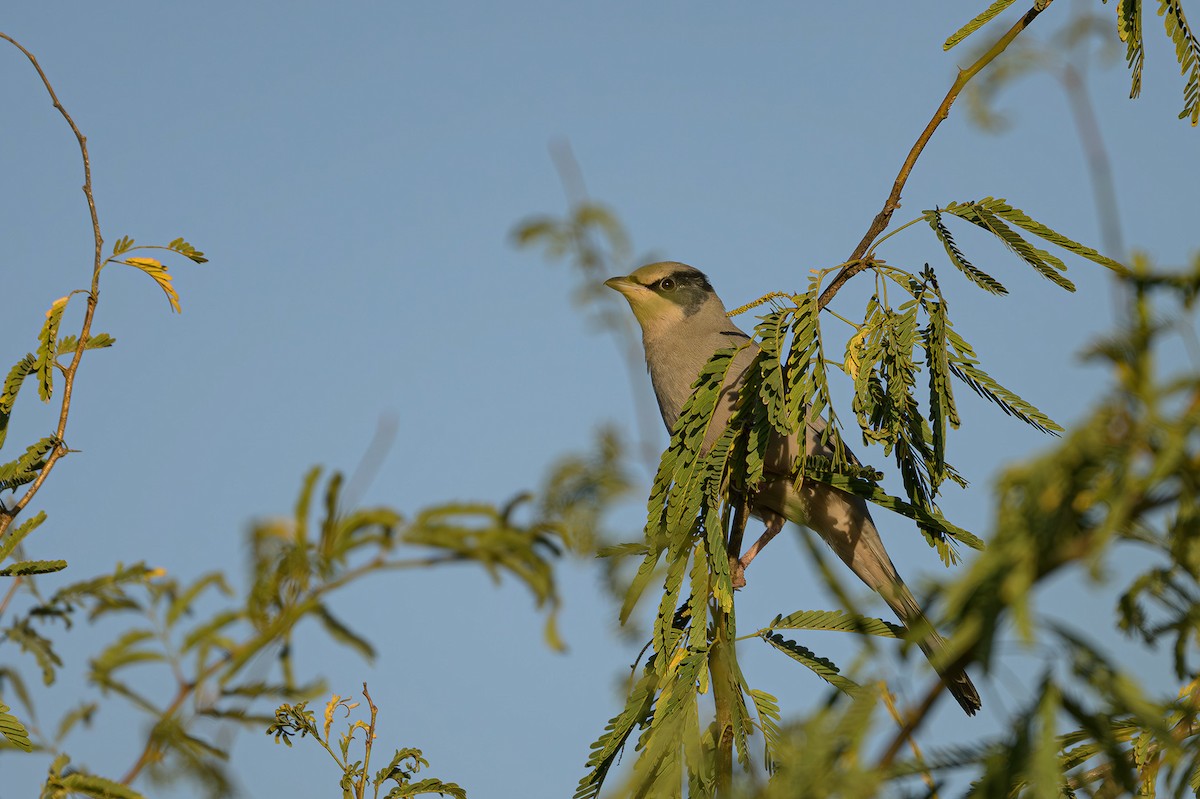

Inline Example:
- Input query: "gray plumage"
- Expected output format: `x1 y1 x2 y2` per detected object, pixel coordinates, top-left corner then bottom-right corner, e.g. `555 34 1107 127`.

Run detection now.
605 261 981 716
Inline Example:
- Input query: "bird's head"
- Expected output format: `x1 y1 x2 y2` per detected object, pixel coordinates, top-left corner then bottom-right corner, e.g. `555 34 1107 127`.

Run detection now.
603 262 723 337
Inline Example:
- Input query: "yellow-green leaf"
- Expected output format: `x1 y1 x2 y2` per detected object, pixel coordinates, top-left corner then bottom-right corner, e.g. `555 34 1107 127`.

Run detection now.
125 257 181 313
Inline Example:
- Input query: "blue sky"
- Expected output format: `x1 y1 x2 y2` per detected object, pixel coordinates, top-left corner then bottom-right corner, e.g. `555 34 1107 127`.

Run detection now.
1 3 1197 797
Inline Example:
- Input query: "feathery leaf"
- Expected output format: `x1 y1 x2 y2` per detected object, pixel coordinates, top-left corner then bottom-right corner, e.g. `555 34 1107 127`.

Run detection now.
0 700 32 751
761 632 860 695
0 510 46 563
36 296 68 401
944 0 1020 50
123 257 181 313
924 209 1009 294
0 559 67 576
0 354 37 450
1159 0 1200 124
767 609 905 638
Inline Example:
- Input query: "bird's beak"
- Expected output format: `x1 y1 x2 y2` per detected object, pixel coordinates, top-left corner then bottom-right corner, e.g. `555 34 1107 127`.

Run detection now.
604 275 638 296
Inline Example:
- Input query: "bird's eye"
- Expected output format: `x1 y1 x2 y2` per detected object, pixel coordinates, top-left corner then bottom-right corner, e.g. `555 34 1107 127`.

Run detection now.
659 278 676 291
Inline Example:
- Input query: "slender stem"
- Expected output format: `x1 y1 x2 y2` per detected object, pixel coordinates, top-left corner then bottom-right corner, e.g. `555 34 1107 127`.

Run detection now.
360 684 377 799
864 216 924 259
878 682 938 797
874 676 946 771
120 681 193 784
726 291 794 317
0 576 22 621
824 308 860 329
816 2 1051 311
0 33 105 537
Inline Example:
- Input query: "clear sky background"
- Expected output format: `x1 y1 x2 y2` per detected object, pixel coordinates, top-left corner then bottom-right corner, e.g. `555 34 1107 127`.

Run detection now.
1 3 1197 797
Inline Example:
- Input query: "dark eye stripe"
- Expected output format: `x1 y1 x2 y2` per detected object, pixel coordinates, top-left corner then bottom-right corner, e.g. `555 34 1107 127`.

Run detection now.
654 270 712 293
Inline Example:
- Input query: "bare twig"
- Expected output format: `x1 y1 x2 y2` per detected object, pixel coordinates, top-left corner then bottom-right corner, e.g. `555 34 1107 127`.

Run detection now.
0 33 105 536
817 3 1052 311
879 681 939 797
0 575 22 621
120 680 193 784
360 683 378 799
874 675 947 771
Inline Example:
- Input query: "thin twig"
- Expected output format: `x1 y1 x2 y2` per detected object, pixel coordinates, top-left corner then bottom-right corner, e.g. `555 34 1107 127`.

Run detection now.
120 680 193 784
875 675 947 771
0 575 23 621
816 3 1051 311
360 683 377 799
879 681 939 797
0 33 106 536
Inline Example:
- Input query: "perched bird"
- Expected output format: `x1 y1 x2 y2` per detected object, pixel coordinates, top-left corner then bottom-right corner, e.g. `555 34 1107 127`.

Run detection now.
605 261 981 716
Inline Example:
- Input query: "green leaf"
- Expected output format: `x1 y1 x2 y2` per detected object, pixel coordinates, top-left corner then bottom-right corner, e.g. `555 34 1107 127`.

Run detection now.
112 236 135 256
56 332 115 358
785 276 843 459
0 510 46 563
629 648 705 797
0 700 32 751
767 609 905 638
314 604 376 662
0 559 67 576
6 619 62 685
761 632 860 694
984 198 1127 273
924 289 959 488
946 201 1076 291
595 541 648 558
387 778 468 799
168 237 208 264
1158 0 1200 125
58 771 148 798
54 701 98 742
0 436 61 492
618 538 667 626
166 572 233 628
294 465 322 548
89 628 164 683
802 464 984 552
748 689 783 771
924 209 1008 294
944 0 1020 50
574 667 659 799
1118 0 1145 100
36 296 69 401
946 327 1063 434
0 354 36 449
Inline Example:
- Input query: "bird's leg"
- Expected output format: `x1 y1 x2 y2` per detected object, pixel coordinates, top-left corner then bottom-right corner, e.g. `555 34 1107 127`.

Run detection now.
729 511 787 585
732 513 785 588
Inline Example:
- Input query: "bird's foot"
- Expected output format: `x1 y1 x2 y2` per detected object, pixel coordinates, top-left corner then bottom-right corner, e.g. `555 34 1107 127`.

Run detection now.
730 556 747 589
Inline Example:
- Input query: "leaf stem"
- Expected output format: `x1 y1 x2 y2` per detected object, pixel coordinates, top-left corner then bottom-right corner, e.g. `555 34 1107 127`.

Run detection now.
816 2 1051 310
864 216 924 259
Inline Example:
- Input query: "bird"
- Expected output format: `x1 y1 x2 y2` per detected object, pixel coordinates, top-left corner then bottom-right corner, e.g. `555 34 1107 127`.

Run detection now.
604 260 981 716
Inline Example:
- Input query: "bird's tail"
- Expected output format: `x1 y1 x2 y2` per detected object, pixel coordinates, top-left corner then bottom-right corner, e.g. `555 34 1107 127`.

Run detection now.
887 586 981 716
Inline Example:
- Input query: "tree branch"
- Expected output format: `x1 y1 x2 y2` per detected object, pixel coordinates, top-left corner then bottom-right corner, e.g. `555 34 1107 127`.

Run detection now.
817 2 1052 310
0 33 106 535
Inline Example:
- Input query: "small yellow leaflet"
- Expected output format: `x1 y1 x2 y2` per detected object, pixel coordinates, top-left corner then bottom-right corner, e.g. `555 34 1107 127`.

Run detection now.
125 257 181 313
